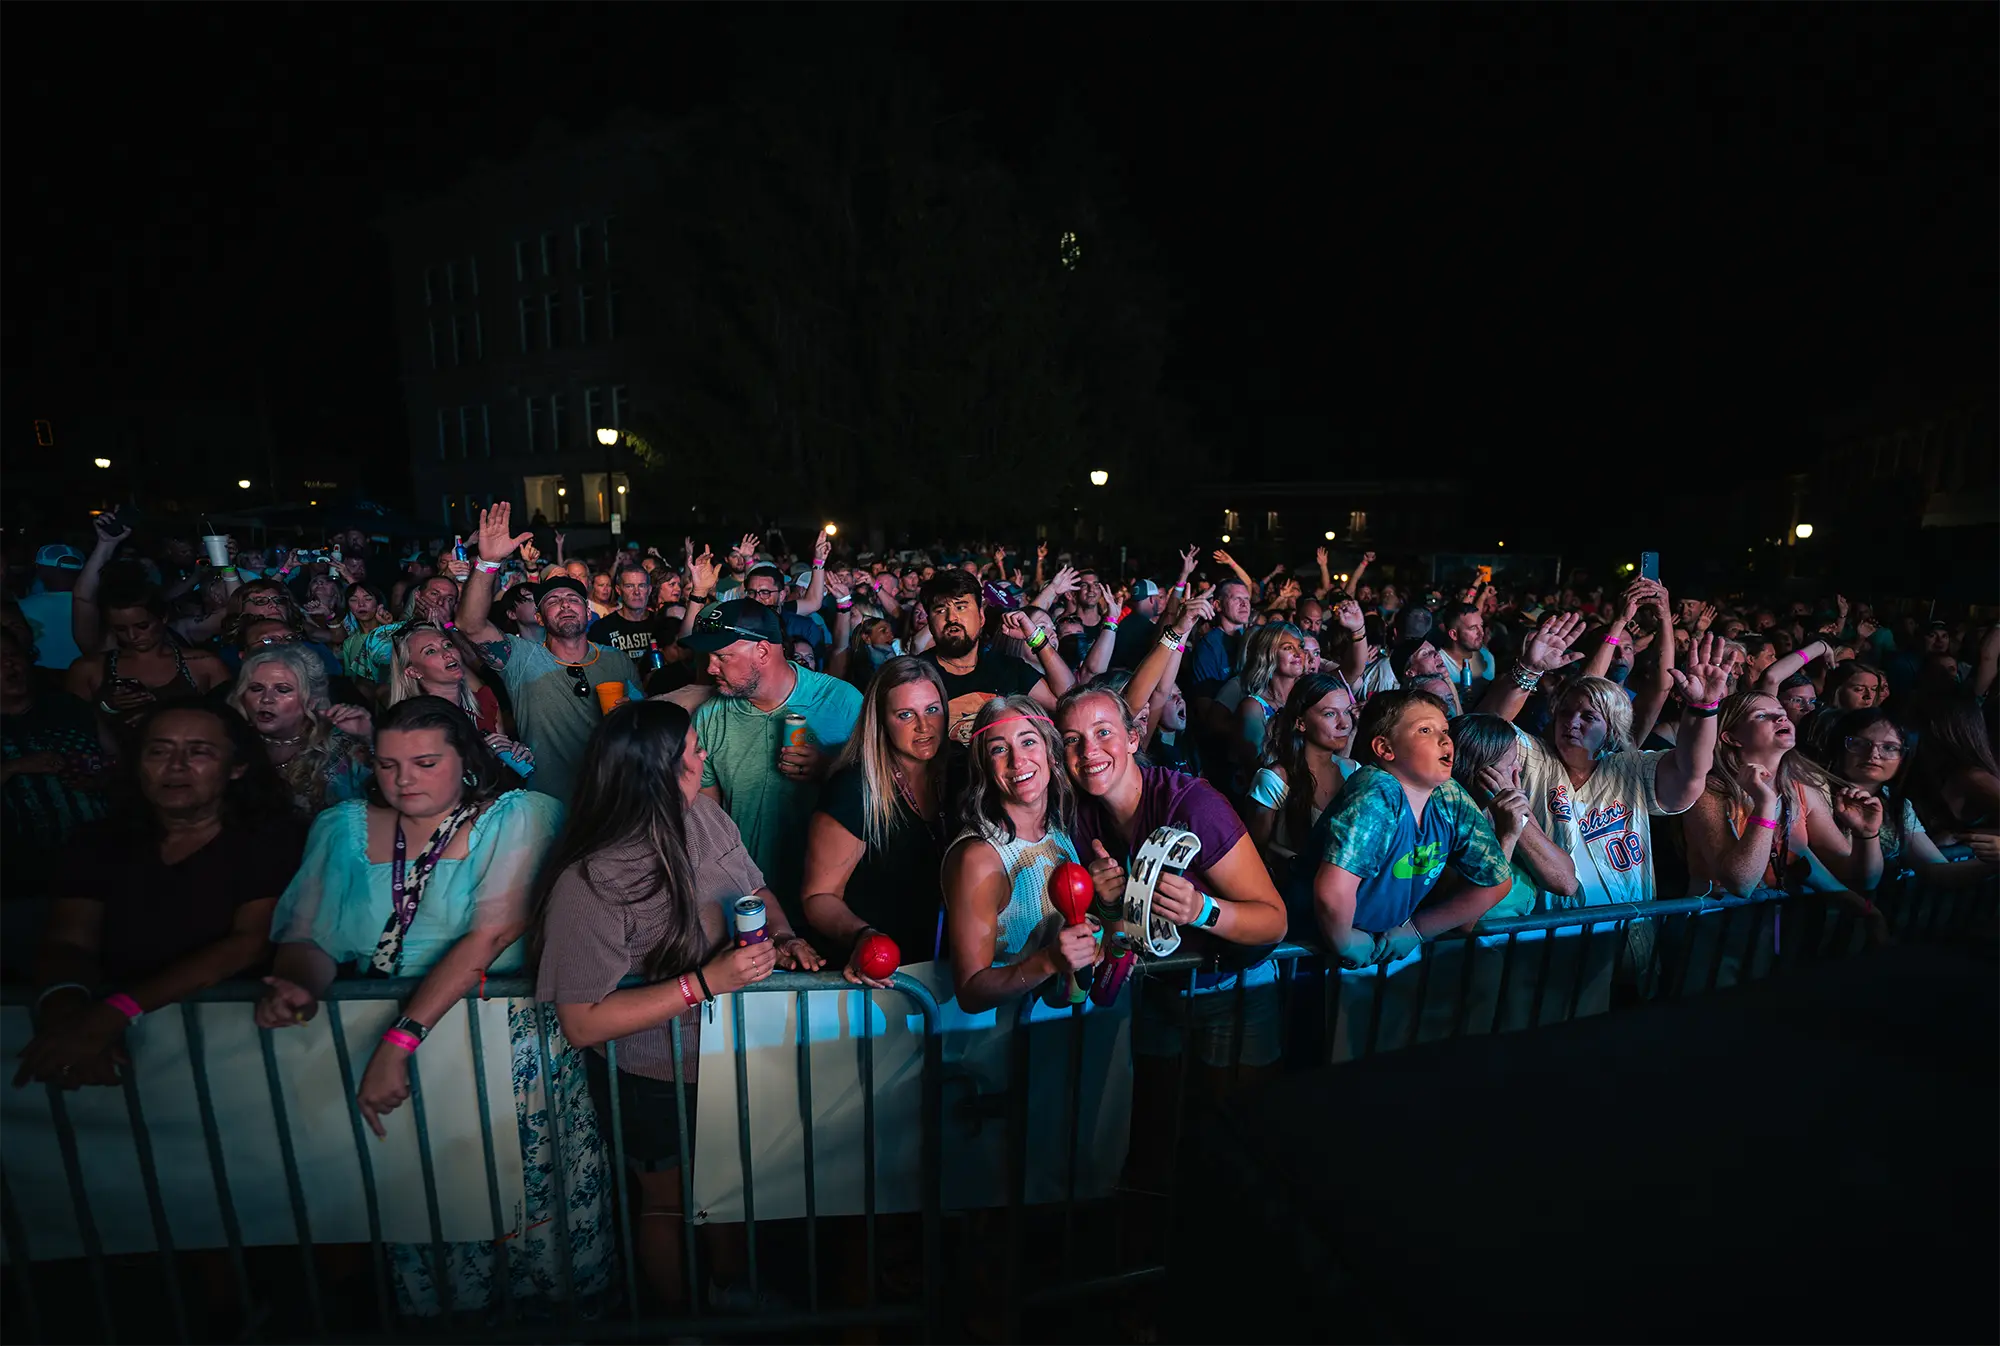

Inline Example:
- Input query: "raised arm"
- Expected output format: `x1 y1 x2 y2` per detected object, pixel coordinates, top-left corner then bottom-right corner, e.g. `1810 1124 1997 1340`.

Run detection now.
794 530 832 617
1758 636 1835 696
1584 581 1651 680
1314 546 1333 600
1630 585 1677 748
679 548 721 641
1124 594 1208 720
1330 600 1367 687
70 511 131 655
1485 613 1588 724
1082 593 1119 679
1006 609 1074 706
1348 550 1374 596
1972 623 2000 701
457 504 535 652
1212 548 1255 593
1652 635 1730 812
1033 564 1079 613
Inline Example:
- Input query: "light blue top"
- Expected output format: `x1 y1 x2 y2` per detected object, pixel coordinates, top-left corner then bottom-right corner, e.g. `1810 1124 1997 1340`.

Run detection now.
964 823 1081 966
271 790 564 975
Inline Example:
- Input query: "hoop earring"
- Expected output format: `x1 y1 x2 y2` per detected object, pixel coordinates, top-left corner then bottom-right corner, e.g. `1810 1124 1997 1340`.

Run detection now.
462 770 479 788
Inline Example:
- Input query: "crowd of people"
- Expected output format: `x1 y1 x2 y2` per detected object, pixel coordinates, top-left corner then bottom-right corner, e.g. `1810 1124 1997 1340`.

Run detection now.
4 500 1996 1319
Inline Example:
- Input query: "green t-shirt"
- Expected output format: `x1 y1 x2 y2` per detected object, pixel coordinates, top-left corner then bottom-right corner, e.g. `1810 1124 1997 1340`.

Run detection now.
694 666 863 922
489 634 643 804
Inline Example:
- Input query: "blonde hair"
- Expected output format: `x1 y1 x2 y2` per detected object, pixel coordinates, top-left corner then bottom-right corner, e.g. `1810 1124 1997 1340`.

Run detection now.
835 656 949 851
228 646 344 802
1705 690 1835 816
388 624 481 721
1546 675 1635 757
1240 622 1303 702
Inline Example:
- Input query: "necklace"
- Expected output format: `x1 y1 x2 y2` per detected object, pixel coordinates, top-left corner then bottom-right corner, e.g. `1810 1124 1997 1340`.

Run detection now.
261 732 306 746
544 641 601 670
892 764 942 835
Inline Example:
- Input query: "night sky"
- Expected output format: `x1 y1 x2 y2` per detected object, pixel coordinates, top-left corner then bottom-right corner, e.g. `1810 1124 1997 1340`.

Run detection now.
8 4 1994 520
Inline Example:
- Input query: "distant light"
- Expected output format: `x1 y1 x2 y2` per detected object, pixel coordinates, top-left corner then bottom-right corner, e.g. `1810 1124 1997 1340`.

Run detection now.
824 522 838 536
310 500 318 506
1497 540 1505 548
93 457 111 469
557 486 567 497
1623 562 1636 573
616 484 627 495
237 479 252 489
1221 533 1231 544
1323 530 1336 541
1060 231 1081 269
1090 469 1109 487
1794 523 1814 539
596 427 619 446
1338 573 1349 582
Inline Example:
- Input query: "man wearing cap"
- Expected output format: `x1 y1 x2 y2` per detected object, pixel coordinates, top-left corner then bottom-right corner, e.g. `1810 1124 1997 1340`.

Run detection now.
455 505 645 802
1110 579 1168 671
682 597 862 928
21 544 87 672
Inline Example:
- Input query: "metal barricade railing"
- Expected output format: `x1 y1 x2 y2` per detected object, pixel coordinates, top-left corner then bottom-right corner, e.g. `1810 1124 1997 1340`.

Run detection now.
2 877 1987 1344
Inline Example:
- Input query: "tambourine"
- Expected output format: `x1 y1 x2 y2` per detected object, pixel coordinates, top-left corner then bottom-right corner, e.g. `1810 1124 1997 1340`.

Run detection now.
1119 825 1203 957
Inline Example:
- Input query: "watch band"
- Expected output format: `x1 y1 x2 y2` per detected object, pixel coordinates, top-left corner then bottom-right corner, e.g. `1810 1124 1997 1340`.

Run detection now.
391 1015 431 1043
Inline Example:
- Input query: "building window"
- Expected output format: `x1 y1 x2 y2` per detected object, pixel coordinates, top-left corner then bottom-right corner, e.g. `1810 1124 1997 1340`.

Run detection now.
514 240 529 282
449 316 464 368
582 387 601 432
436 410 448 461
424 267 437 306
466 256 479 296
523 474 565 524
1223 509 1240 534
577 286 594 344
1265 510 1280 534
1347 510 1368 535
458 407 474 460
606 288 620 340
549 393 566 453
445 261 460 302
544 293 562 350
525 397 543 454
575 223 595 271
471 311 484 362
480 404 492 457
611 384 628 428
540 232 558 276
519 299 538 354
602 214 614 266
427 320 439 371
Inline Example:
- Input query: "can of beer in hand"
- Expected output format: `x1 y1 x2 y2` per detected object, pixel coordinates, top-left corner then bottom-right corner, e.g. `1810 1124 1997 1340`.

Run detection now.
780 713 809 761
732 896 771 947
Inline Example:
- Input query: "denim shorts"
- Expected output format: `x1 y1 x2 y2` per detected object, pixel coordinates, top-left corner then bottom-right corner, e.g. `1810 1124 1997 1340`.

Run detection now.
584 1050 697 1173
1131 957 1283 1068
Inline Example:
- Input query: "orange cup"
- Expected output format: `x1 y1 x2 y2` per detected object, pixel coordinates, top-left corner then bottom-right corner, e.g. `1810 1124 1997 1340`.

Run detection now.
594 681 629 715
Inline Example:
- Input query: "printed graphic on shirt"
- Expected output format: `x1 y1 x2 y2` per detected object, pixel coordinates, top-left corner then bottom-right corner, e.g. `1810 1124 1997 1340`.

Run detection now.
1548 780 1574 822
1390 841 1446 881
948 691 999 743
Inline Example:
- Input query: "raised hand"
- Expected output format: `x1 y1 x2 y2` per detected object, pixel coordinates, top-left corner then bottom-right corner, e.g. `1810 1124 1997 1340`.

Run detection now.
1178 543 1200 580
1315 545 1329 567
1043 565 1080 599
1036 541 1048 561
1520 612 1588 674
735 533 761 562
999 609 1038 643
1333 599 1365 635
1695 603 1718 634
476 504 533 562
92 509 131 546
1172 594 1214 638
689 547 719 597
1360 551 1376 565
1212 548 1237 569
814 529 833 566
1668 633 1732 706
1832 786 1886 839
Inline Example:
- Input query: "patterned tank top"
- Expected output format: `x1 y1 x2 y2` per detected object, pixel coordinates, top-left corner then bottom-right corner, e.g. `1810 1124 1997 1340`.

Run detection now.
962 821 1080 966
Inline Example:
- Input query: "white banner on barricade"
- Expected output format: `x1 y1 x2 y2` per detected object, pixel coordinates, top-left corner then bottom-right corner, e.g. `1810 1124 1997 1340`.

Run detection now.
1 998 521 1261
692 961 1133 1222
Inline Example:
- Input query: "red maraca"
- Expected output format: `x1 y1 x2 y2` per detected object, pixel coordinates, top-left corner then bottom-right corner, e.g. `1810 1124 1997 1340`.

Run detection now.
1051 861 1097 1004
853 932 901 981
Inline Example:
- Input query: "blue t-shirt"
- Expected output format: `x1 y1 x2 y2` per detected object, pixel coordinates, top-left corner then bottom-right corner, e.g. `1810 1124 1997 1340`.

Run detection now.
1286 765 1509 934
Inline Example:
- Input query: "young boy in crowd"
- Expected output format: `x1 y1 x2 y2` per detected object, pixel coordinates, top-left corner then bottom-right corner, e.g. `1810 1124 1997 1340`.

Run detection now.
1286 689 1513 968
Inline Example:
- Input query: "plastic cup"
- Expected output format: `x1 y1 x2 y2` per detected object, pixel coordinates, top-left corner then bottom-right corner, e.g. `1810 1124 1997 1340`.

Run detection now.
594 681 629 715
201 535 230 567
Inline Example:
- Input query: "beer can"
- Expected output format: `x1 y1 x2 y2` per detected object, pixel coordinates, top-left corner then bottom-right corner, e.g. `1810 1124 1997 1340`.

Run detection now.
781 713 809 753
732 896 771 947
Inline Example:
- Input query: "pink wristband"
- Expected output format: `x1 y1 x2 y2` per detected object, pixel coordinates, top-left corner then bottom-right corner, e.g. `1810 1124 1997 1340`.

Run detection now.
1751 816 1779 830
1692 700 1721 711
104 992 143 1023
380 1028 423 1053
1604 634 1621 646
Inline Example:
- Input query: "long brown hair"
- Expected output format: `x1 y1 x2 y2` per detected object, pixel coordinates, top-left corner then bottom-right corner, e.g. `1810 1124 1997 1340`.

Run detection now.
958 694 1075 842
526 700 706 980
1264 672 1353 848
836 656 949 851
1705 690 1834 816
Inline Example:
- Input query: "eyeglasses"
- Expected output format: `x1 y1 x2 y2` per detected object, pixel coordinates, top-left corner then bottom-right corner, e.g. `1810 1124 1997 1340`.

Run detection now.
1843 737 1903 759
745 586 783 599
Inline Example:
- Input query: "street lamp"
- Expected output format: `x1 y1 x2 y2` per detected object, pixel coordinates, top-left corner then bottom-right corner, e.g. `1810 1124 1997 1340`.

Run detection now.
616 484 627 495
93 458 111 469
1794 523 1814 540
824 523 838 536
596 427 619 447
1090 470 1109 487
1323 530 1335 541
237 479 252 490
1220 533 1231 544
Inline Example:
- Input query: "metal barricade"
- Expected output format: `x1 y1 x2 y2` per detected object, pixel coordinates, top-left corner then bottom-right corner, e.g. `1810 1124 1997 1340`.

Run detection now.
0 970 945 1344
3 877 1986 1344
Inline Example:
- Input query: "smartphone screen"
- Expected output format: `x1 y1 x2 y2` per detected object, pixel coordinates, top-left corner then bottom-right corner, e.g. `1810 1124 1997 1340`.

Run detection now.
1640 552 1660 582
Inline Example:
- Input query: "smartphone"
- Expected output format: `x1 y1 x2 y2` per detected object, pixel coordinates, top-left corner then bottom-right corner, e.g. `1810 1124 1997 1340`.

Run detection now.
1640 552 1660 582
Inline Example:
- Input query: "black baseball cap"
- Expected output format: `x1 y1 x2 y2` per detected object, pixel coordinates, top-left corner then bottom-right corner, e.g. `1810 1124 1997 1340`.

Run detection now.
682 599 784 652
535 575 588 607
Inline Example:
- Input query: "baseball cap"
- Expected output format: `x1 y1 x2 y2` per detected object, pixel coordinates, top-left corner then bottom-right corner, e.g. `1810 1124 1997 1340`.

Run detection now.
1130 579 1162 600
535 575 588 606
35 544 84 570
681 599 784 652
790 564 813 587
1395 606 1435 642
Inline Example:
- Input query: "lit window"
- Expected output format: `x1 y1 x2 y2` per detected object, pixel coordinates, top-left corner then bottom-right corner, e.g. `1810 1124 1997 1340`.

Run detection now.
1347 510 1368 535
1060 231 1080 269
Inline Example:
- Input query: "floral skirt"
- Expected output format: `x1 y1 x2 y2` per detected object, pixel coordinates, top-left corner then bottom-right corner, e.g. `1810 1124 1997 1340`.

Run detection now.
389 1001 615 1319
